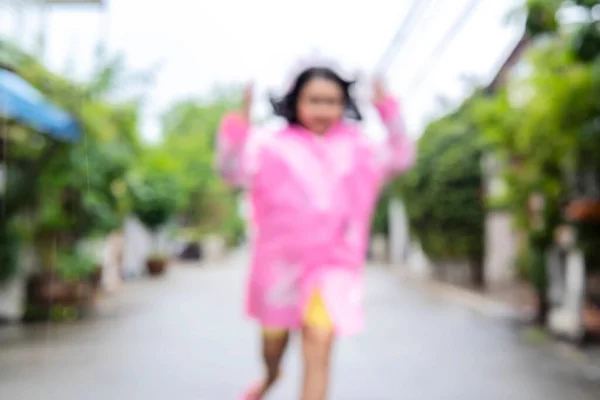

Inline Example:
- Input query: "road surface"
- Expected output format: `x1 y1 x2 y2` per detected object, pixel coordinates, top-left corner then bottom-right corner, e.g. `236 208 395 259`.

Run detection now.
0 250 599 399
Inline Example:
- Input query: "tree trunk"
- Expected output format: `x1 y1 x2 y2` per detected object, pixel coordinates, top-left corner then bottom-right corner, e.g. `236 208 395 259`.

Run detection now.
536 287 549 326
469 254 486 289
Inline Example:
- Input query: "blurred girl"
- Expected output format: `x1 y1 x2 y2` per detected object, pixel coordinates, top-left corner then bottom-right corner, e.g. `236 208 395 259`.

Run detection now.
216 60 414 400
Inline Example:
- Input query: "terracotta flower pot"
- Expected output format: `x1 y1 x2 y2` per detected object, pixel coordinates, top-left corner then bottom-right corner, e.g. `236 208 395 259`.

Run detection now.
24 273 95 322
27 273 70 305
583 303 600 335
565 199 600 222
146 258 168 276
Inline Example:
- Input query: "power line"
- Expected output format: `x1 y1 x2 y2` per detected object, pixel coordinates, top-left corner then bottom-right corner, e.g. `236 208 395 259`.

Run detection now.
374 0 430 73
374 0 435 74
405 0 481 92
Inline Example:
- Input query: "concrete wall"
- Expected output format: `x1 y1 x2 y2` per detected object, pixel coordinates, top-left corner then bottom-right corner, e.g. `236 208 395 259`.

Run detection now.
80 234 123 292
0 276 25 322
387 197 434 279
484 211 519 286
388 199 519 287
121 216 192 277
0 245 36 322
404 242 434 280
121 216 156 279
388 198 408 265
433 260 472 285
547 248 586 341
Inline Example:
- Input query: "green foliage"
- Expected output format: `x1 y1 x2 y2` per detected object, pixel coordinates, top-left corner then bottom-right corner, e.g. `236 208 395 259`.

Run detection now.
525 0 560 37
1 42 150 276
473 35 597 225
371 188 390 236
24 304 81 322
128 170 180 232
55 250 97 282
219 207 247 246
573 0 600 9
1 41 253 287
572 22 600 62
468 5 600 310
517 242 546 292
158 92 244 242
0 222 20 283
27 66 142 242
523 0 600 63
395 99 485 262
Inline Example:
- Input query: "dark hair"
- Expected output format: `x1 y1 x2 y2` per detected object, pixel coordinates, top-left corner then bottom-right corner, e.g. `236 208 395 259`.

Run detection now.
270 67 362 124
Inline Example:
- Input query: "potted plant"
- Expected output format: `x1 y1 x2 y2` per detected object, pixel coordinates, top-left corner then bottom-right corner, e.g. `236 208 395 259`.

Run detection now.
56 250 97 304
566 197 600 221
24 249 98 322
146 251 169 276
129 172 179 277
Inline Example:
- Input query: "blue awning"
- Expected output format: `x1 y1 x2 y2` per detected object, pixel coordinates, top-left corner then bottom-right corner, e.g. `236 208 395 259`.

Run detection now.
0 68 81 142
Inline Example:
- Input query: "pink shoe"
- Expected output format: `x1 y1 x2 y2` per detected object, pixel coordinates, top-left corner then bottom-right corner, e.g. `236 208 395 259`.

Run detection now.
239 380 264 400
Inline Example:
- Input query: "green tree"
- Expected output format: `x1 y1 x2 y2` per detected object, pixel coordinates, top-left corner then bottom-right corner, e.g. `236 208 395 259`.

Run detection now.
158 90 245 245
394 97 486 286
468 0 600 322
0 42 151 281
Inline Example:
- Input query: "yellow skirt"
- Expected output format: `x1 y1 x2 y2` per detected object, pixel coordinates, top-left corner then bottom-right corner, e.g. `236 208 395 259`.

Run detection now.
263 291 332 338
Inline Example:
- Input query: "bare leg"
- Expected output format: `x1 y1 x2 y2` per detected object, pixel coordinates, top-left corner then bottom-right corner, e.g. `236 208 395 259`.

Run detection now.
262 330 289 394
244 330 289 399
301 326 335 400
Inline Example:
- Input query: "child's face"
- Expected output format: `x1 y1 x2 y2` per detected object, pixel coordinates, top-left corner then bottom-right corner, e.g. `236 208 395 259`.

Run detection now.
296 77 345 135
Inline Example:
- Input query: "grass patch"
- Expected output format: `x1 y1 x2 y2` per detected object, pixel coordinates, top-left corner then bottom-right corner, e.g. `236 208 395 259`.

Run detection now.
524 326 550 344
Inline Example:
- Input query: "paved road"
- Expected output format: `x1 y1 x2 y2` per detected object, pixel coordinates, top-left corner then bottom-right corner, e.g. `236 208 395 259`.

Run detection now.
1 251 599 400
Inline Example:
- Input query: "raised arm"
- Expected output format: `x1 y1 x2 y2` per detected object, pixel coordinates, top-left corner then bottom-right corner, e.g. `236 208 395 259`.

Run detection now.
216 112 251 187
215 85 253 188
372 80 415 180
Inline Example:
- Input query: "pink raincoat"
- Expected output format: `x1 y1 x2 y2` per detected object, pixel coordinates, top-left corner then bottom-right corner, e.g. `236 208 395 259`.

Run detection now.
216 96 414 336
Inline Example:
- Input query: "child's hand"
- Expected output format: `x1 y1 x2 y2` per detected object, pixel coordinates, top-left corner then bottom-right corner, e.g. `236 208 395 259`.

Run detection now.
372 77 387 104
241 83 253 123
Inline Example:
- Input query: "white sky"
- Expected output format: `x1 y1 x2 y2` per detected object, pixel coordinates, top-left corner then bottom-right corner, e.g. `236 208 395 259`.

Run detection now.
2 0 524 142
